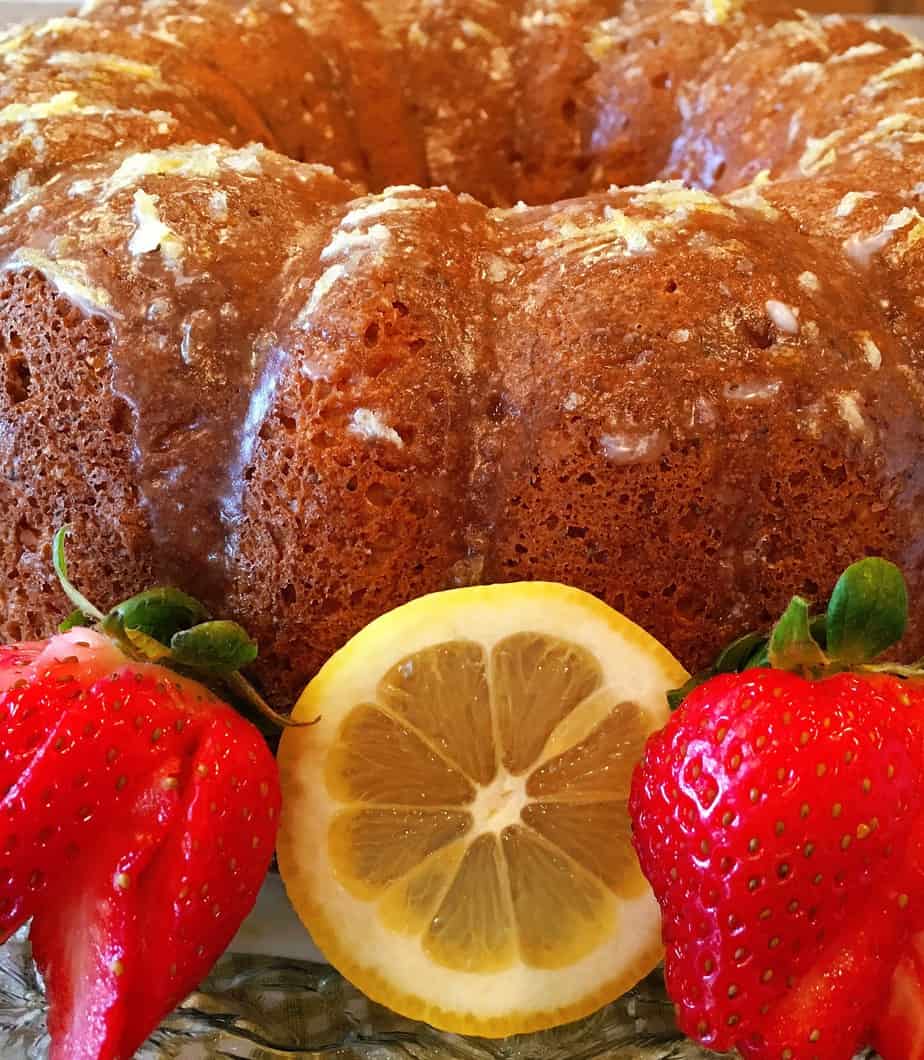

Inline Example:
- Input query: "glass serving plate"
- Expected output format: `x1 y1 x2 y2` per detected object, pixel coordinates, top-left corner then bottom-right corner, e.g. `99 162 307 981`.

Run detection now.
2 864 732 1060
0 873 877 1060
0 923 722 1060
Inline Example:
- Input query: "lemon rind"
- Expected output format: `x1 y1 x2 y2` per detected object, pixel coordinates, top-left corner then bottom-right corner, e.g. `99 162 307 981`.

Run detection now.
277 581 686 1037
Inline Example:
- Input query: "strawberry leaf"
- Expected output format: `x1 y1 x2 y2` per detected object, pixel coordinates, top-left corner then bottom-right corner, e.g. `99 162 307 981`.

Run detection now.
668 673 711 711
124 627 174 661
826 557 908 665
716 630 768 672
743 640 770 669
667 631 769 710
104 588 211 648
810 614 828 647
170 621 258 674
768 596 827 672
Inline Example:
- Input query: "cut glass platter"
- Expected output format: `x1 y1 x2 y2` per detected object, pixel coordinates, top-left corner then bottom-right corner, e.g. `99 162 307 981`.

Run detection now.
0 3 917 1053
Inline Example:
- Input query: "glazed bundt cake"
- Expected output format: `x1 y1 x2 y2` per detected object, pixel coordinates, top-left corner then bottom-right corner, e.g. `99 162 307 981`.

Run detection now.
1 0 924 707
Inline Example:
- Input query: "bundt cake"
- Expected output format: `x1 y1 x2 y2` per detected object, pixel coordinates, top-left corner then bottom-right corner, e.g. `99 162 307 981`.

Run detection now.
1 0 924 707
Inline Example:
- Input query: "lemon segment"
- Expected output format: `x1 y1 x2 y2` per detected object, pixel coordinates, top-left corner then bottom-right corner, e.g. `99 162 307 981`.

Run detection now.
492 633 603 774
527 701 650 801
328 806 472 900
379 641 496 785
423 833 519 973
378 841 467 936
278 581 687 1037
501 824 616 969
521 801 648 897
325 704 476 805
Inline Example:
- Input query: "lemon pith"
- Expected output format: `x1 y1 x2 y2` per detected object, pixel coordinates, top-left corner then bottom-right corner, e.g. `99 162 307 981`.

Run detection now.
277 582 687 1037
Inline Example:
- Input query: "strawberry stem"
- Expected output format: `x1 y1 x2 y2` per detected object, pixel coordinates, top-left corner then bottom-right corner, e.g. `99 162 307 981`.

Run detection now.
226 672 315 728
52 526 105 622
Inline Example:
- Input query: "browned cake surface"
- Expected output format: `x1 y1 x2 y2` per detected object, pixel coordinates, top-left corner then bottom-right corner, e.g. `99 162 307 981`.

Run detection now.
1 0 924 707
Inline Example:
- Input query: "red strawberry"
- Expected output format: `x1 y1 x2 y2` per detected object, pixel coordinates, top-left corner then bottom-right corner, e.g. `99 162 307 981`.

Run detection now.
632 668 923 1057
0 530 285 1060
875 930 924 1060
630 558 924 1060
872 801 924 1059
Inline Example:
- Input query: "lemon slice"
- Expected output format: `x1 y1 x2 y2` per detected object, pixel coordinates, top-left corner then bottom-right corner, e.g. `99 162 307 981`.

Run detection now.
277 582 687 1037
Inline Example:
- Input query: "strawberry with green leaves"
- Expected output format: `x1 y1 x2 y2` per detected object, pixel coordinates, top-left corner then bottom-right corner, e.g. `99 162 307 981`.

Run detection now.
0 529 287 1060
631 558 924 1060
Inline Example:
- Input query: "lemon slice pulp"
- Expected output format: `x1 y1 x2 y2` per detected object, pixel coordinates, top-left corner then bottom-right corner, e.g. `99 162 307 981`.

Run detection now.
277 582 687 1037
